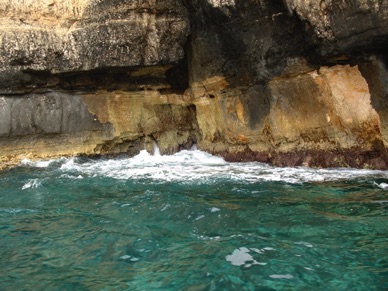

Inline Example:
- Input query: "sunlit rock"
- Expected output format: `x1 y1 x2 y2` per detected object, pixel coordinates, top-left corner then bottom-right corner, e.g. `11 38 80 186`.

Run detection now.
0 0 387 169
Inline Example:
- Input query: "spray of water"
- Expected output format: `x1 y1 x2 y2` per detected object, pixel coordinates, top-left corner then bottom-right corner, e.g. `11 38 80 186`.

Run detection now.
20 145 388 185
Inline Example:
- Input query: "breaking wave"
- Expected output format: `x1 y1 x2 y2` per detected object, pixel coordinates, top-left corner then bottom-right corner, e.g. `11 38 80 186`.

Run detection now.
19 148 388 184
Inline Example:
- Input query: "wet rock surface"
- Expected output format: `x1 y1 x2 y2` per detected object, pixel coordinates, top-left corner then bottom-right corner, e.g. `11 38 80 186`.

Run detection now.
0 0 387 169
186 0 388 169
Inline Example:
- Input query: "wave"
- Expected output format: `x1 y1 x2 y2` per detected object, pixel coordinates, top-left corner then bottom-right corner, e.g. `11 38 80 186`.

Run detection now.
22 178 43 190
21 157 68 168
18 148 388 184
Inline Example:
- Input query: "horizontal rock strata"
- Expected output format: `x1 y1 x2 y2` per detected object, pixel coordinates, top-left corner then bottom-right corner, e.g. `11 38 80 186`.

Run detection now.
0 0 388 169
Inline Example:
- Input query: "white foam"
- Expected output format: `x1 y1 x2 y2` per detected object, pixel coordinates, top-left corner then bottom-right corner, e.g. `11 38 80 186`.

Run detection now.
375 182 388 190
22 179 43 190
152 141 161 156
19 148 388 184
195 215 205 221
250 247 275 254
119 255 139 262
195 234 221 241
295 241 314 248
250 248 263 254
59 174 84 179
21 158 67 168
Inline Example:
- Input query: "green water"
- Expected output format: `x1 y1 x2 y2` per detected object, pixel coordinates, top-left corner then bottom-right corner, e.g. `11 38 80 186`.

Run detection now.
0 151 387 290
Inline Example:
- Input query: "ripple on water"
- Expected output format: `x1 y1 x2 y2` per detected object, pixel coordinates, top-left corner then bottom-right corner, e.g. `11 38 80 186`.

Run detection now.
0 148 386 290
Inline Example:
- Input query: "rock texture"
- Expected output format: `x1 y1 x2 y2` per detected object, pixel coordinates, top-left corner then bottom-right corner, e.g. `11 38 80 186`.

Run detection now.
283 0 388 56
186 0 388 168
0 91 197 168
0 0 195 168
0 0 388 169
0 0 189 92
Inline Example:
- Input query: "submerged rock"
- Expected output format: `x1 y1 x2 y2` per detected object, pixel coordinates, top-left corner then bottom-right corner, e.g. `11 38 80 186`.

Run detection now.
0 0 387 169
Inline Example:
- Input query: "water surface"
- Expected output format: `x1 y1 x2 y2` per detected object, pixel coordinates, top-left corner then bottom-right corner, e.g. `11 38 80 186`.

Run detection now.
0 149 387 290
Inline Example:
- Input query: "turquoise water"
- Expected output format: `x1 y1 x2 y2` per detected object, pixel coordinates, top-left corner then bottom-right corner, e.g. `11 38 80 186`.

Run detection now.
0 149 387 290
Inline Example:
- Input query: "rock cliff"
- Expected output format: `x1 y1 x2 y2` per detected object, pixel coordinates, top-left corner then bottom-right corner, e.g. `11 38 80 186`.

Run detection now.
0 0 387 169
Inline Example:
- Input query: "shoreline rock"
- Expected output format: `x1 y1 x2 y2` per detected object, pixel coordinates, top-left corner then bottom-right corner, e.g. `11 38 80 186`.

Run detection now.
0 0 388 170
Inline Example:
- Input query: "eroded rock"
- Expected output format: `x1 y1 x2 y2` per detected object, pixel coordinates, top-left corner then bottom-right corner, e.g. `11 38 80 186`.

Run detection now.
0 0 388 169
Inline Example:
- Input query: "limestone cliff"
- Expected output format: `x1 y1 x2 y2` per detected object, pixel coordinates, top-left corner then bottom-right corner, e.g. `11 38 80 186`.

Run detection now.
0 0 387 169
186 0 388 168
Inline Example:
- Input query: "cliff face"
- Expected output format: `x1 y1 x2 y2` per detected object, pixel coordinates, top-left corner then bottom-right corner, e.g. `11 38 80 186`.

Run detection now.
0 0 188 74
0 0 387 169
0 0 197 168
187 0 388 168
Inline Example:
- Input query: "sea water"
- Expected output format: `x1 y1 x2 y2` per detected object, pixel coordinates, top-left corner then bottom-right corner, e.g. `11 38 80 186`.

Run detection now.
0 149 387 290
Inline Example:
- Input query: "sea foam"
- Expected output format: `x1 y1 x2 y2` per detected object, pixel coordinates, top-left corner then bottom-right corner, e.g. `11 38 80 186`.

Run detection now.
22 179 43 190
18 148 388 184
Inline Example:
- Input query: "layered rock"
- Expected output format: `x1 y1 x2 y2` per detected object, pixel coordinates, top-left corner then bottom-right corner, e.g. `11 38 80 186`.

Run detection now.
0 91 197 168
0 0 195 169
187 0 388 168
0 0 388 169
0 0 189 92
283 0 388 56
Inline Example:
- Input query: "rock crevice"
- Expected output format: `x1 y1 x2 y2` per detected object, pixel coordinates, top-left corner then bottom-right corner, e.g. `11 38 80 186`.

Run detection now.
0 0 387 169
